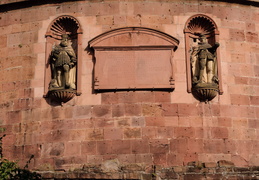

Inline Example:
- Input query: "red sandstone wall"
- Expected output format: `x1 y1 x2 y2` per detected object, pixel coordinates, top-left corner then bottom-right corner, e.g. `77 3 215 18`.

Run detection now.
0 0 259 177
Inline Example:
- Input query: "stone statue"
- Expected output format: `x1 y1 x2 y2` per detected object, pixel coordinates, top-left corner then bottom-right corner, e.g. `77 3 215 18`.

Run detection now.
191 35 219 86
49 34 77 90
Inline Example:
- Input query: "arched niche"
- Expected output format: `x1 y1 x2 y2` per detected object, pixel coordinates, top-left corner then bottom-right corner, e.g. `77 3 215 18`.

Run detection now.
44 15 83 104
184 14 223 102
89 27 179 91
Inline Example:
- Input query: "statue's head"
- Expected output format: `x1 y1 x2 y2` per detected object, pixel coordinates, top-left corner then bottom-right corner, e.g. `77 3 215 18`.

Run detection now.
60 34 69 47
198 35 207 43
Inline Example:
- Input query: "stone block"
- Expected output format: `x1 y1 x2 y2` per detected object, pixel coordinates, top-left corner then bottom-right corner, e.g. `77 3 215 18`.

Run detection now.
100 158 120 173
167 153 184 166
96 140 113 155
81 141 97 155
187 139 203 153
85 129 104 141
203 139 224 154
94 118 114 128
117 92 137 103
146 117 165 127
100 2 120 15
51 107 64 120
13 98 32 110
131 140 150 154
229 29 245 41
118 154 136 164
218 160 235 167
246 32 259 43
131 116 145 127
6 110 21 124
104 128 123 140
41 142 65 158
123 128 141 139
112 104 125 117
2 82 16 92
113 15 126 25
255 65 259 77
157 127 174 139
170 138 188 154
74 105 92 118
86 155 103 164
232 118 248 129
125 104 141 116
164 117 178 127
211 127 229 139
69 129 86 141
135 154 152 164
204 162 218 168
142 104 163 117
0 34 7 48
136 92 155 103
218 117 232 127
126 15 141 26
230 94 250 105
111 140 131 154
101 93 118 104
115 117 131 127
149 139 169 154
73 119 94 129
183 154 199 166
162 103 178 116
223 139 237 154
92 105 111 118
142 127 157 139
174 127 195 138
153 153 167 165
250 96 259 105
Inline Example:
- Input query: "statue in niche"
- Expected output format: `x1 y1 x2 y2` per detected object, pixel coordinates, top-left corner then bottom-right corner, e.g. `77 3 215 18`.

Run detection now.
49 34 77 90
190 34 219 87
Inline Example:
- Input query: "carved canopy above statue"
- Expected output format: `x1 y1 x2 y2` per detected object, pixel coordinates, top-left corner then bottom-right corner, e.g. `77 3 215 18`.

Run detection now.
89 27 179 91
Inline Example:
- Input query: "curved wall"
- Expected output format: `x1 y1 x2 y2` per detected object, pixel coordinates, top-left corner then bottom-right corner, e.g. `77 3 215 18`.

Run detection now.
0 0 259 179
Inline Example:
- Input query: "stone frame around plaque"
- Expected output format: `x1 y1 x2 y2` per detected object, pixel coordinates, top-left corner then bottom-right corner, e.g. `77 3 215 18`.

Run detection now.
89 27 179 92
184 14 223 102
44 15 83 104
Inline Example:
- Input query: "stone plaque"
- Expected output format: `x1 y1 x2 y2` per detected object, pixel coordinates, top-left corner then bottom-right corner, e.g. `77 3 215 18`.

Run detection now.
89 27 179 91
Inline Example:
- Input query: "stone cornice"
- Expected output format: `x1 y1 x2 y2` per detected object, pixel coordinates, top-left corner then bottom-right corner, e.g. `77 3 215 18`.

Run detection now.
0 0 258 12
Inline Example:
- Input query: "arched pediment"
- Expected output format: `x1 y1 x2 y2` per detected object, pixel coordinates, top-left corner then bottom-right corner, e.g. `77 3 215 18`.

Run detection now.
89 27 179 50
89 27 179 91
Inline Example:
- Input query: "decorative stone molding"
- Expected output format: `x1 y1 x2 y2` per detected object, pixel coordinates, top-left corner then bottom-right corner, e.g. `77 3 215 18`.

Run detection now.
89 27 179 92
44 15 82 104
184 14 223 102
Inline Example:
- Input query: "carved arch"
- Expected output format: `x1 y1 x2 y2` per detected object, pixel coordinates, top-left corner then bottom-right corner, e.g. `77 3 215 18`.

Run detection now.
44 15 83 103
184 14 223 98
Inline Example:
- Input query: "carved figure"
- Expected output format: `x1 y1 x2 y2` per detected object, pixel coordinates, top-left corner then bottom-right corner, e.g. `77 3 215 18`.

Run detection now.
49 34 77 90
191 35 219 86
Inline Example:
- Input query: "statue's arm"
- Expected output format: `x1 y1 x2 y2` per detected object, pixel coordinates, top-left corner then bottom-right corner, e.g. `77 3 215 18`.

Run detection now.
209 42 220 54
67 49 77 63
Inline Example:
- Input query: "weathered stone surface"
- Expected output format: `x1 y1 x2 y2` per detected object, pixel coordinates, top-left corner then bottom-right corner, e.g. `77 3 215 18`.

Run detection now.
218 160 235 167
1 0 259 179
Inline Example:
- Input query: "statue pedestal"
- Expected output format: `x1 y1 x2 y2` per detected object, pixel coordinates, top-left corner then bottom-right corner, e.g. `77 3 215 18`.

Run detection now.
48 89 76 104
192 83 218 102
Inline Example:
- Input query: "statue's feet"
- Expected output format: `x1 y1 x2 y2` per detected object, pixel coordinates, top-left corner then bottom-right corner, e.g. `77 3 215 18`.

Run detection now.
49 79 59 89
65 83 71 89
70 83 76 90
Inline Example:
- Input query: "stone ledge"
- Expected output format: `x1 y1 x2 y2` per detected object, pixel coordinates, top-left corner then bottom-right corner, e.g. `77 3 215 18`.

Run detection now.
0 0 259 10
36 162 259 180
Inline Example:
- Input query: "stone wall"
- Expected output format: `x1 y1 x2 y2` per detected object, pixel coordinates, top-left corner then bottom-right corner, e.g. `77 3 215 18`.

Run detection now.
0 0 259 179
